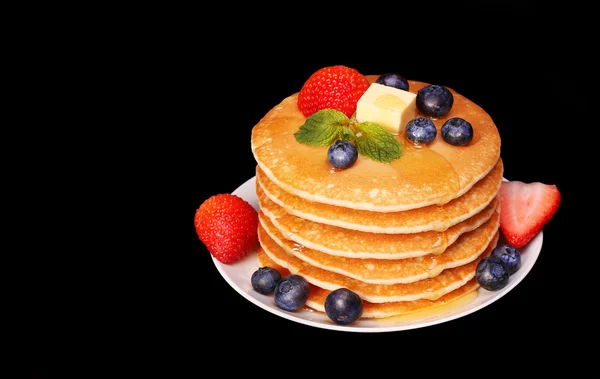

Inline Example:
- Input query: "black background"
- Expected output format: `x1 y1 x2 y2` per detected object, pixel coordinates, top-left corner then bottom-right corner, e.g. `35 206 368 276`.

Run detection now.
20 2 597 375
134 2 593 365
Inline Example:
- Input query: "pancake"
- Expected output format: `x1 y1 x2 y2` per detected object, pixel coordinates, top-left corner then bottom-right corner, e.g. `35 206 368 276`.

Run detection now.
257 248 480 319
251 76 501 212
306 279 480 319
257 247 291 277
258 222 499 303
258 184 498 259
257 159 502 234
259 208 500 284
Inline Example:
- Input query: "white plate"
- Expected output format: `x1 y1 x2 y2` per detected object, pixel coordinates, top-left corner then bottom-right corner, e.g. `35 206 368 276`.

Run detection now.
212 176 542 333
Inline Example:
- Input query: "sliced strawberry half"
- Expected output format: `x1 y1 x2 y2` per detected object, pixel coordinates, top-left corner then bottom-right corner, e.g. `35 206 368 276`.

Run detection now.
499 181 561 248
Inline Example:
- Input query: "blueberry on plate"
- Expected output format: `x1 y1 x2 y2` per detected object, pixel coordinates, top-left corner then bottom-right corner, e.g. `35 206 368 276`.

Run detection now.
328 140 358 169
376 73 409 91
274 275 310 311
325 288 364 325
405 117 437 144
491 244 521 275
251 267 282 295
416 84 454 117
476 257 510 291
441 117 473 146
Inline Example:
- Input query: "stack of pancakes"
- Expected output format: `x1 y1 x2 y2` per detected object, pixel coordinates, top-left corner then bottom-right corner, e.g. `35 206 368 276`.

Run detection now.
250 76 502 319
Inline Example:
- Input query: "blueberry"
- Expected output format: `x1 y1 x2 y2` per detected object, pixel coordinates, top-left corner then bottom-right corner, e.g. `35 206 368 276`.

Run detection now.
251 267 282 295
274 275 310 311
491 244 521 275
405 117 437 144
376 73 409 91
441 117 473 146
328 140 358 169
416 84 454 117
476 257 510 291
324 288 363 325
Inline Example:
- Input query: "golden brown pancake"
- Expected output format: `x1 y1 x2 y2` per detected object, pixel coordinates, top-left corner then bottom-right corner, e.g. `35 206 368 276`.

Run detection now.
257 247 291 277
258 223 498 303
256 248 480 319
257 159 502 234
259 208 499 284
258 184 498 259
306 279 480 319
251 76 501 212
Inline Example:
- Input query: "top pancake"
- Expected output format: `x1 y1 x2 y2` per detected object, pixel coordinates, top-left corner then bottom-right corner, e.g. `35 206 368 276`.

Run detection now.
251 75 501 212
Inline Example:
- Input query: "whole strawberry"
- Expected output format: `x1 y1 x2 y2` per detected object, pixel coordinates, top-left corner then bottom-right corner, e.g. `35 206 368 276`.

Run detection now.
194 194 259 264
297 65 370 118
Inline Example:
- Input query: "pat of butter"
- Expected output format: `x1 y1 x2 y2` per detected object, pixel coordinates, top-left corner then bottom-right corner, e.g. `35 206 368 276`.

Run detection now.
356 83 417 135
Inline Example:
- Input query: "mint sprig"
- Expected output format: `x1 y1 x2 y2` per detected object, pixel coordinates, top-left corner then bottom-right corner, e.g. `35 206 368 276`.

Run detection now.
294 109 348 146
293 109 402 163
354 122 402 163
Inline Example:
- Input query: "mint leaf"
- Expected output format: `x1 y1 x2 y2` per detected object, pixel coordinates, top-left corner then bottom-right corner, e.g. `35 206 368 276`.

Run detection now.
340 126 355 141
294 109 349 146
354 122 402 163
